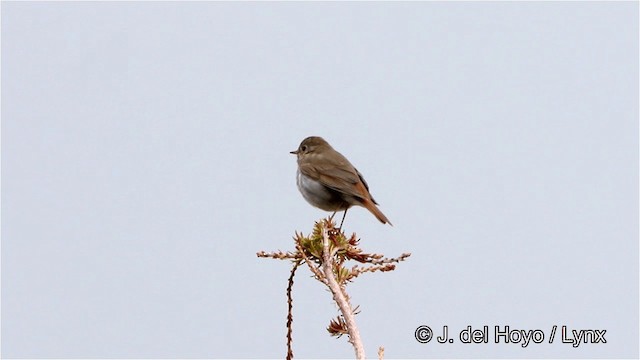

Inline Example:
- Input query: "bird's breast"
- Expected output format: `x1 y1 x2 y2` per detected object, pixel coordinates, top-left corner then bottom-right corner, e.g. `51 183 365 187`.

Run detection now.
296 169 349 211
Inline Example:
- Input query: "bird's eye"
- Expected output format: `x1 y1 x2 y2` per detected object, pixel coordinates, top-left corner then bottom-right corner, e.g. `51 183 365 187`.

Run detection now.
301 145 308 152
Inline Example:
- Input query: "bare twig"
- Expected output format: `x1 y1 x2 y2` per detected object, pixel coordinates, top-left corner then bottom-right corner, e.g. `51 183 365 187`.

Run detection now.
286 260 301 360
256 250 299 260
371 252 412 264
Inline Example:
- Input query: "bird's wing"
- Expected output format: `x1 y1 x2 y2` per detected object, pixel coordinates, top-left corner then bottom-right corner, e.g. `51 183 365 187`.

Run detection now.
299 151 372 199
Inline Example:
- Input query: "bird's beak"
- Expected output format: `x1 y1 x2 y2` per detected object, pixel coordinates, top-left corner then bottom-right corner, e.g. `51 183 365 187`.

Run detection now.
289 150 298 155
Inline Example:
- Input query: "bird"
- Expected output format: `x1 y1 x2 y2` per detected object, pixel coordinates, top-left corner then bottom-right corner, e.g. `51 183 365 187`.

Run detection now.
290 136 391 227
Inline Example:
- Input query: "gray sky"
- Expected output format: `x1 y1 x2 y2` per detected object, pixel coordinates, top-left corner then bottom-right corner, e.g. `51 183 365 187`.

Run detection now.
2 2 638 358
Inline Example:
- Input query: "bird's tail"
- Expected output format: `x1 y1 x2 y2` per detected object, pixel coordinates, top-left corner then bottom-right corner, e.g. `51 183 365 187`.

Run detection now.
362 199 392 226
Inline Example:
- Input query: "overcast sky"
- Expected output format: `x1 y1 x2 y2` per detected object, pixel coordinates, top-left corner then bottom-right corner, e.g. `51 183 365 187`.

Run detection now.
2 2 638 359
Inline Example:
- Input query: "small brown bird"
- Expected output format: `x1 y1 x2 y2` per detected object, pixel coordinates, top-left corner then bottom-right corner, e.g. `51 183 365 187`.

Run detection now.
290 136 391 226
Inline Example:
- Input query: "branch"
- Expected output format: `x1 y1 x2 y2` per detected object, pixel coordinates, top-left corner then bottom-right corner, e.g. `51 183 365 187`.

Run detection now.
320 225 365 359
257 217 411 358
